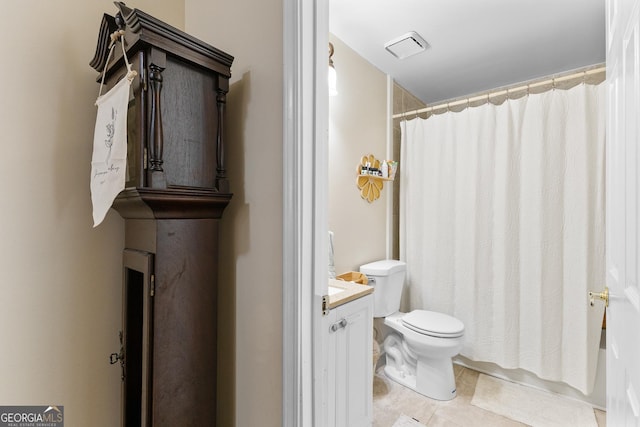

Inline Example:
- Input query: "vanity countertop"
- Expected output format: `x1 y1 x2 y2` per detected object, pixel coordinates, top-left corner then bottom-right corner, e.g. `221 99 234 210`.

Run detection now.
328 278 373 309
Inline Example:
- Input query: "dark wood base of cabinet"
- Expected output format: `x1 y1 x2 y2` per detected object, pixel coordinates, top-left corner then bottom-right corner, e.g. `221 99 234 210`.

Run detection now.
123 218 221 426
153 219 219 425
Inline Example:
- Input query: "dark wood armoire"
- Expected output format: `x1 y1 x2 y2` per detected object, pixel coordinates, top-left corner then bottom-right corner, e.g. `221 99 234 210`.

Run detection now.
90 3 233 426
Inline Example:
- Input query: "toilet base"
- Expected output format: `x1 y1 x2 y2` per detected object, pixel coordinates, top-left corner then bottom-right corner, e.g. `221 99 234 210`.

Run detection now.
384 363 418 392
416 357 457 401
384 357 457 401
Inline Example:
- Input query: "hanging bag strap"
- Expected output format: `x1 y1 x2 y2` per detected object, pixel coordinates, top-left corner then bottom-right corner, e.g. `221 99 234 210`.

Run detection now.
96 30 137 102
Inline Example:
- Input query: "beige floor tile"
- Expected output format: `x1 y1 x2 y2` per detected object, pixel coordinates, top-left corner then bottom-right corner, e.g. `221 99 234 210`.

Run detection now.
373 370 438 424
424 365 480 411
424 368 526 426
427 404 528 427
453 363 465 379
374 364 606 427
373 404 402 427
373 371 410 407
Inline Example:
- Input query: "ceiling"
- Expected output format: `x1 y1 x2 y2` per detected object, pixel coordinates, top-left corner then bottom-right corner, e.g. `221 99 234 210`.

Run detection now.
329 0 605 105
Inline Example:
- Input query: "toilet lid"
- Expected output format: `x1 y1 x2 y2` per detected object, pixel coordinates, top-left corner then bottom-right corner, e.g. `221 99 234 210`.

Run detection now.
402 310 465 338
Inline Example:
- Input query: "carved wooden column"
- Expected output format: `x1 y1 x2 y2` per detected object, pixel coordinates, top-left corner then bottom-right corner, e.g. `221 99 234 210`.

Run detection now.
147 50 167 189
216 78 229 193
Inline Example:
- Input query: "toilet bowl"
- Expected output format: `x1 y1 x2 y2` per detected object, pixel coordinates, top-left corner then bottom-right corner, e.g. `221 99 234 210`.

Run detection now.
360 260 465 401
383 311 464 400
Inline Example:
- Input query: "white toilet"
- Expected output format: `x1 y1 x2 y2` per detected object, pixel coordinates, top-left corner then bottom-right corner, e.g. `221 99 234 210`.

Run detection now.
360 259 464 401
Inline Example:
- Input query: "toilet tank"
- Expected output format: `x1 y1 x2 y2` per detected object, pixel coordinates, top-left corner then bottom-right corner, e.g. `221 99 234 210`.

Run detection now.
360 260 406 317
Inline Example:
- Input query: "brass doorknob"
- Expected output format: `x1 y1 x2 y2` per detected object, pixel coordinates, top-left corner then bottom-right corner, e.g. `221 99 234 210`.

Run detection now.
588 287 609 307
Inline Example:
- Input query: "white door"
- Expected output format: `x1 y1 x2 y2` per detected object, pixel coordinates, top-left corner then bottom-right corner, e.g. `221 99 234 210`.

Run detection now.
605 0 640 424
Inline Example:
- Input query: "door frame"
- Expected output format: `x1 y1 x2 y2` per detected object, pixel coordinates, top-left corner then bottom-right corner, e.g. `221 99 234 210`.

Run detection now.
282 0 329 426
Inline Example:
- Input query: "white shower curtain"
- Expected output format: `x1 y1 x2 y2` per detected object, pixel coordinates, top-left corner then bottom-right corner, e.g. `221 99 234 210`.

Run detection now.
400 83 605 394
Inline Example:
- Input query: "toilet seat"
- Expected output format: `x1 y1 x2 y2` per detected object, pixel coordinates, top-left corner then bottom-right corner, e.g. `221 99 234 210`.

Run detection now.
402 310 464 338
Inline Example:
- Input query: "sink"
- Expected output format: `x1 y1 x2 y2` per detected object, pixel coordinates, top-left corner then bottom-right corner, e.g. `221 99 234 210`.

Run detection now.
328 285 345 296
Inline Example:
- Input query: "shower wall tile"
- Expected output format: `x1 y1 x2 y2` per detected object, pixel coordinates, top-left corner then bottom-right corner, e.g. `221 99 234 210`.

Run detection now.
391 82 423 261
394 82 426 116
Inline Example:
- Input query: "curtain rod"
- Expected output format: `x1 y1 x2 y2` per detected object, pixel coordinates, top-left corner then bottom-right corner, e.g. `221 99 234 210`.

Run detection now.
393 64 605 119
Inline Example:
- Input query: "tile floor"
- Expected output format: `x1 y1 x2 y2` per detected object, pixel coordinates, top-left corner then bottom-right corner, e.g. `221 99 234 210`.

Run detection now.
373 365 607 427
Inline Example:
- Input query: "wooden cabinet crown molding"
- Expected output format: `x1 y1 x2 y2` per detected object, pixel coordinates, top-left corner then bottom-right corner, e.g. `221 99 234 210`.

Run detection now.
90 2 233 79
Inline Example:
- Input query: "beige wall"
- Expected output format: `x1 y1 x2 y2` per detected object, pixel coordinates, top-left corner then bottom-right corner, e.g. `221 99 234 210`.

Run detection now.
0 2 183 426
186 1 283 426
329 34 389 275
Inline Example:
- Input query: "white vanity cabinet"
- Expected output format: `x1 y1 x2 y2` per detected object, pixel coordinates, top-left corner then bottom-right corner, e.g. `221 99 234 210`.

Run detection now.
327 293 373 427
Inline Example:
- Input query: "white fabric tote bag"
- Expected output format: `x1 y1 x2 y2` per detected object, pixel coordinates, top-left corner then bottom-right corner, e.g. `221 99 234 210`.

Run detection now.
90 32 137 227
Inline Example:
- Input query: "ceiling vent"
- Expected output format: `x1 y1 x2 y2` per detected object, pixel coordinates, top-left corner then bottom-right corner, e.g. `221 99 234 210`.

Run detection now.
384 31 430 59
